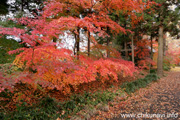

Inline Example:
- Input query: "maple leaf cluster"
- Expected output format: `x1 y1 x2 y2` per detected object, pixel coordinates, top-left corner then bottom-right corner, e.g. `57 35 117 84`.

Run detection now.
133 39 156 69
10 46 136 94
0 0 152 94
165 43 180 65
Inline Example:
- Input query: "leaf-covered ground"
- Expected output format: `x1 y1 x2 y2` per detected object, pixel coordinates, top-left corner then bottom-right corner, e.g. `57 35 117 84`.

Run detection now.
91 68 180 120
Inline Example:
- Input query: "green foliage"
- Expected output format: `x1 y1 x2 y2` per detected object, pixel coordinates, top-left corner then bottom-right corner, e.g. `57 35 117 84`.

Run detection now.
0 0 9 15
0 37 22 64
0 20 24 29
0 97 61 120
1 73 160 119
150 69 156 73
163 59 171 71
121 73 159 94
1 88 123 119
59 90 116 118
163 63 171 71
0 63 21 74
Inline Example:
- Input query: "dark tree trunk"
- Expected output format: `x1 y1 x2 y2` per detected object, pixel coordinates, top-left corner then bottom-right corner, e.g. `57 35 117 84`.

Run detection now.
87 31 90 56
131 35 134 64
149 34 153 71
163 36 166 56
26 1 29 12
150 34 153 60
107 27 110 58
76 27 80 59
73 34 77 55
107 37 110 58
124 40 128 60
150 34 153 66
53 37 57 43
21 0 24 12
53 37 57 48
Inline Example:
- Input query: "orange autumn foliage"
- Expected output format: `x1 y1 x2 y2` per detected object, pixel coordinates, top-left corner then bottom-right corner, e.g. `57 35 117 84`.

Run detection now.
12 46 136 94
0 0 153 94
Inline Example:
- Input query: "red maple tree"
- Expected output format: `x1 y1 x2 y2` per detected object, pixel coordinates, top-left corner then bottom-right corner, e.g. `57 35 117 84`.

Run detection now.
0 0 153 94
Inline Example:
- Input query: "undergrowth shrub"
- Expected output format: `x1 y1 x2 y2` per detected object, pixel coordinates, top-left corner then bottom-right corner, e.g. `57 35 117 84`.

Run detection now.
0 37 22 64
149 69 156 73
121 73 159 94
163 55 178 71
163 62 171 71
59 90 116 118
0 97 61 120
0 88 124 119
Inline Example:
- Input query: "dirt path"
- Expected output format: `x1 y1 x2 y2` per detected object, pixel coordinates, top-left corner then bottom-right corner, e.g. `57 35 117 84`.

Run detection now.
92 68 180 120
111 68 180 120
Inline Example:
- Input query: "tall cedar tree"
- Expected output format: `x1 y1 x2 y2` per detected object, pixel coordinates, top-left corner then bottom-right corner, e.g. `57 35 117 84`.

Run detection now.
151 0 180 77
0 0 9 15
128 0 180 74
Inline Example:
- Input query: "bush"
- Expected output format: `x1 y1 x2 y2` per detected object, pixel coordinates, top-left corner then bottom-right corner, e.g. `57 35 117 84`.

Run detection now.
59 90 116 118
149 69 156 73
163 63 171 71
4 46 136 95
121 73 159 94
1 89 121 119
0 97 61 120
0 37 22 64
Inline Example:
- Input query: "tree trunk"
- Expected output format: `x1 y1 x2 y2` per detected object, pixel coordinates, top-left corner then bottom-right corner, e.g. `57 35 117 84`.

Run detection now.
150 34 153 60
76 27 80 59
87 31 90 56
73 34 77 55
107 37 110 58
124 40 128 60
21 0 24 12
131 34 134 64
149 34 153 70
53 37 57 48
163 36 166 56
157 26 164 77
25 1 29 11
107 27 110 58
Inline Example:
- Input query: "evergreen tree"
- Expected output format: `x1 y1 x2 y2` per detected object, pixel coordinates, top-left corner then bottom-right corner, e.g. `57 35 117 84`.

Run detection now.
132 0 180 76
154 0 180 77
0 0 9 15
